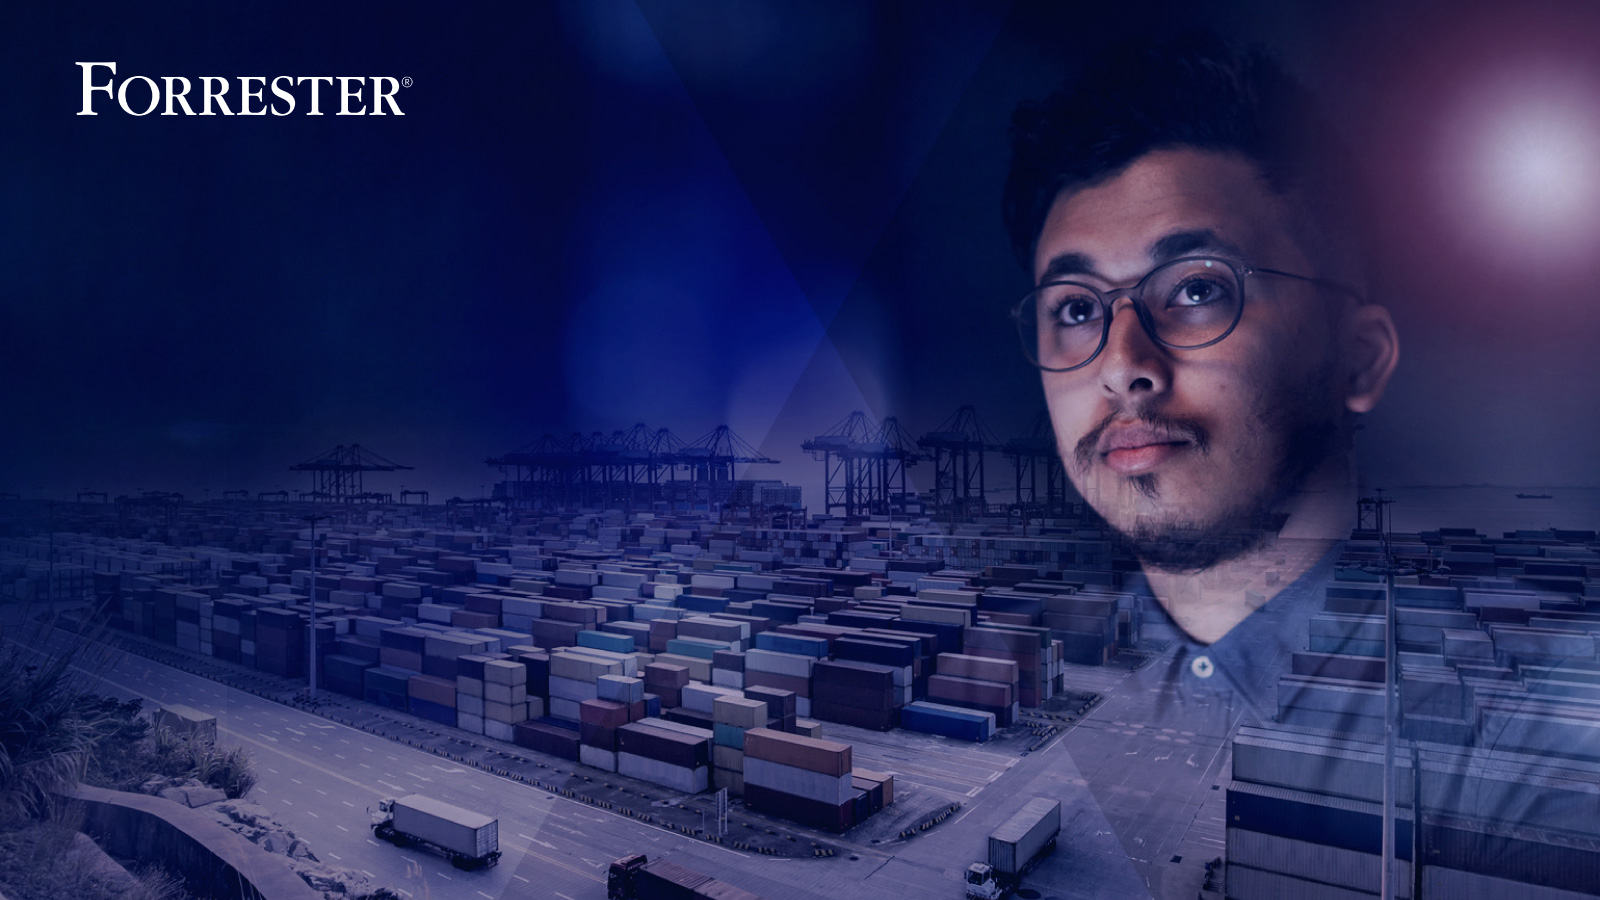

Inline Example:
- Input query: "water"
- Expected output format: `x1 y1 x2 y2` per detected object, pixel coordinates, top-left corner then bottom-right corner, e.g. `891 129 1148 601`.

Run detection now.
1374 485 1600 537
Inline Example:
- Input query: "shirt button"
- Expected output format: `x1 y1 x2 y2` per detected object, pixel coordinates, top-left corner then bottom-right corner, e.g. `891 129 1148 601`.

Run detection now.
1191 655 1214 678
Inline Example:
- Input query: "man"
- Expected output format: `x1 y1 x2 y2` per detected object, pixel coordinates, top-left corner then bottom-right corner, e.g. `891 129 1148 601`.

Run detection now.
1002 33 1398 714
999 36 1600 900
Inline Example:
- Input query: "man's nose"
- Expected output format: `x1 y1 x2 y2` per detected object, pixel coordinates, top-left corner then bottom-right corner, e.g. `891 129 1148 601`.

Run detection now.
1097 295 1171 397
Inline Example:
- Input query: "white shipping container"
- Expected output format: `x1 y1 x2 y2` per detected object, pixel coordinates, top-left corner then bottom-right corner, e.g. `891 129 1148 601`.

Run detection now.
580 744 618 772
1227 827 1410 897
744 649 815 678
617 752 708 794
596 675 645 703
743 757 853 804
548 676 599 702
483 659 524 686
554 569 600 587
484 682 527 706
682 683 744 714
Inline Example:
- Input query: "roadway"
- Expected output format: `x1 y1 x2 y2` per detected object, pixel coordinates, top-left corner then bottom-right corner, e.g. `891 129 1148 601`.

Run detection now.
11 615 1216 900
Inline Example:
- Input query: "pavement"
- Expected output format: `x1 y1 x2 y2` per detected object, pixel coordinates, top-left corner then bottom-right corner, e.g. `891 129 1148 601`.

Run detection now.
6 604 1238 900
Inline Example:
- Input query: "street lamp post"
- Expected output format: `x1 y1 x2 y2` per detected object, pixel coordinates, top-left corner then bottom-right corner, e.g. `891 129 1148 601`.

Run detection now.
302 514 328 697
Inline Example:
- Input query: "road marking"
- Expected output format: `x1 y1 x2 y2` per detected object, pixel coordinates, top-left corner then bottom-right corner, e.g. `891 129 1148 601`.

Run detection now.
21 637 604 885
328 852 342 859
512 875 529 883
478 892 495 899
307 812 319 819
268 768 279 774
378 781 406 793
401 856 418 864
556 893 575 900
281 800 293 806
436 872 451 881
334 754 346 760
291 778 303 784
316 789 328 795
336 825 348 832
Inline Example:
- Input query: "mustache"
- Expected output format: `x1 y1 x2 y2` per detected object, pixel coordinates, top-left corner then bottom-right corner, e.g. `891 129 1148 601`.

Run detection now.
1072 410 1210 474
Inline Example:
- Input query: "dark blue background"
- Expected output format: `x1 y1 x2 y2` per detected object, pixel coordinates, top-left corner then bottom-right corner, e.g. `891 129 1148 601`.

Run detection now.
5 0 1598 507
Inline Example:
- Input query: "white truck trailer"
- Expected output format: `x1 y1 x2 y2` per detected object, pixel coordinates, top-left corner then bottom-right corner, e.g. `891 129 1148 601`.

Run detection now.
966 797 1061 899
153 704 217 745
372 794 500 870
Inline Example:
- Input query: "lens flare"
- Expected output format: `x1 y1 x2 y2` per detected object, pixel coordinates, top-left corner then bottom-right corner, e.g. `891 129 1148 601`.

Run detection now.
1441 67 1600 266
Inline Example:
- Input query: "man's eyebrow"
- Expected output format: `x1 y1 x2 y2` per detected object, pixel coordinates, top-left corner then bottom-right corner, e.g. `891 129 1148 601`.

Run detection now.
1037 229 1251 285
1037 252 1098 283
1149 229 1248 264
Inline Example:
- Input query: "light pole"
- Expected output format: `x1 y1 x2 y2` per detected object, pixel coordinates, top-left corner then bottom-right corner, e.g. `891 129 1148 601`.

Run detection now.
1376 487 1396 900
302 514 328 697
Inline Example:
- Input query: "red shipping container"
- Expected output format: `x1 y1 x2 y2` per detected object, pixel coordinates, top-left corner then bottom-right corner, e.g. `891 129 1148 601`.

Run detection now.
580 699 629 728
743 728 850 776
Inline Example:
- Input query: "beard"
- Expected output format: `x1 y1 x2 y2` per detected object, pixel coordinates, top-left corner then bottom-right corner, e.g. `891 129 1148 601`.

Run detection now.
1071 362 1342 574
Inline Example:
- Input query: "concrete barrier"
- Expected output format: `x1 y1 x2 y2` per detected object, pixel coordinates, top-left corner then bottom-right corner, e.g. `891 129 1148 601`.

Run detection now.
68 784 322 900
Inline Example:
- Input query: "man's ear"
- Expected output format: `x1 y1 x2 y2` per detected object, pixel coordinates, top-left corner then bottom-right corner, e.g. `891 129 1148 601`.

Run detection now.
1341 303 1399 414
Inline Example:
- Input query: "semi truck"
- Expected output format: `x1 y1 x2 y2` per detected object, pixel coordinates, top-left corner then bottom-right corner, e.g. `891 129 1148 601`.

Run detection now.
371 794 500 870
607 854 764 900
965 797 1061 900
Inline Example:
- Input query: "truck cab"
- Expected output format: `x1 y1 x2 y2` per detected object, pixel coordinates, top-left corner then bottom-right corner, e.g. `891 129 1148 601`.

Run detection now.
371 798 395 829
607 854 648 900
965 862 1003 900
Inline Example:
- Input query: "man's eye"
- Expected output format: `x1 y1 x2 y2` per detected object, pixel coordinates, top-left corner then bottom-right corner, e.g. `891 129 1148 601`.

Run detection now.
1054 296 1100 326
1170 277 1230 307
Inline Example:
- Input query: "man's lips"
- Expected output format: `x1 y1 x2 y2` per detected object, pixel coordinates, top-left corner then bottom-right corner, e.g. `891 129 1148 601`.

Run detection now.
1072 414 1209 477
1097 423 1196 475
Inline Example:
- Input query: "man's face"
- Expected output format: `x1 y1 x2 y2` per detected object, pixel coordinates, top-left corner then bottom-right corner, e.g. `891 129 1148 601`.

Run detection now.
1034 148 1349 569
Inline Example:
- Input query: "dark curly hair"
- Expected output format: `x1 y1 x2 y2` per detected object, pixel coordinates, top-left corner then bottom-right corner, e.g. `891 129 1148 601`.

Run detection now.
1002 30 1370 288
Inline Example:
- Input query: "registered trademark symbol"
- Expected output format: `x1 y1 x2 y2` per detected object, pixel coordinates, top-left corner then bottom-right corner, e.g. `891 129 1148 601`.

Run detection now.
401 77 413 88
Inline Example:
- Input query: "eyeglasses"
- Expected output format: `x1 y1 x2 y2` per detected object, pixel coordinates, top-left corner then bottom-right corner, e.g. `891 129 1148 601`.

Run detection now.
1011 256 1362 372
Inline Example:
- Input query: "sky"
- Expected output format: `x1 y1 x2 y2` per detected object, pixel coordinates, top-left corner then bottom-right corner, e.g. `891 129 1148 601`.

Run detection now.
4 0 1599 510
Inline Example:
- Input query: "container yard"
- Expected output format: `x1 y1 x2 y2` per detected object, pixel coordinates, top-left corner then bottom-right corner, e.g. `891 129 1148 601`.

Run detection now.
1 490 1597 900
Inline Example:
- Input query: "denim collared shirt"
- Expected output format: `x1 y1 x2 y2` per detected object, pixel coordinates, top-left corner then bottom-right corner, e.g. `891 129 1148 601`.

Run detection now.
1130 543 1345 732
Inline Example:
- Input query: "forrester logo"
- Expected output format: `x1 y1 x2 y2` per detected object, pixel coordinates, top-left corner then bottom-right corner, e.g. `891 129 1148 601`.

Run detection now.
77 62 408 116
